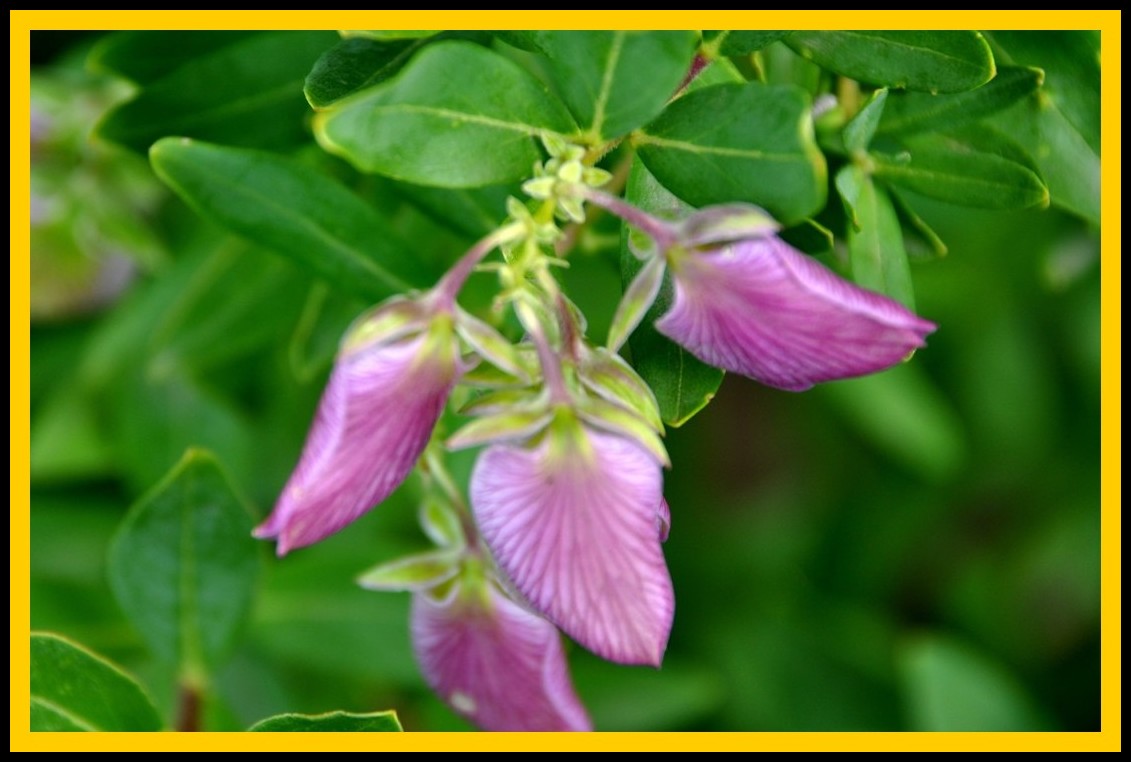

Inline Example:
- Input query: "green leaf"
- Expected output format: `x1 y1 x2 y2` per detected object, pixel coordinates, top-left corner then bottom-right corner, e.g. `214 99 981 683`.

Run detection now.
97 31 339 153
107 449 260 677
877 66 1044 136
636 82 827 224
391 180 512 239
248 709 403 732
899 635 1051 731
305 36 421 109
843 87 888 154
30 632 163 732
525 31 697 141
88 31 258 85
839 165 915 308
873 127 1049 210
151 138 435 301
988 32 1099 222
887 187 948 258
785 31 995 93
316 41 576 187
622 159 724 427
705 30 788 56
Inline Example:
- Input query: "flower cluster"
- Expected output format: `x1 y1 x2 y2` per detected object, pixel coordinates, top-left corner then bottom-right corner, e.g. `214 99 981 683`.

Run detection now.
253 143 936 730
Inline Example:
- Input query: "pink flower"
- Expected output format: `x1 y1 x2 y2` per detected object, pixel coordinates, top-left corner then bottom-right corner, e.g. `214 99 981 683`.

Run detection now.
412 579 592 731
254 299 461 555
469 415 673 667
656 236 937 391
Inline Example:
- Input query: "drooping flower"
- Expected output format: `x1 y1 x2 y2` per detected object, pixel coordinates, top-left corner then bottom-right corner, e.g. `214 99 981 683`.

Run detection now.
656 235 937 391
411 575 592 731
469 411 673 667
254 297 461 555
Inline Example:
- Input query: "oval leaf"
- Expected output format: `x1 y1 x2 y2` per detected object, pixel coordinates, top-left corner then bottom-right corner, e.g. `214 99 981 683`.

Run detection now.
107 449 260 676
877 65 1044 137
622 159 724 427
150 138 435 301
525 31 698 141
873 128 1049 210
786 31 995 93
839 165 915 308
30 632 162 732
636 82 826 224
97 31 339 153
316 41 577 187
305 36 421 109
248 710 402 732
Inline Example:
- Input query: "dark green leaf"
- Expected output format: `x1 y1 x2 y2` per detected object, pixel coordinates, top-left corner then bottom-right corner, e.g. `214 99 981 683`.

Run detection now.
899 635 1051 731
636 82 827 224
877 66 1044 136
843 87 888 154
780 218 835 257
88 31 258 85
248 709 403 732
873 126 1049 210
785 31 995 93
706 30 788 56
887 187 947 258
988 32 1099 222
97 32 339 153
622 159 723 427
151 139 435 301
525 31 697 141
30 632 163 732
305 36 420 109
839 165 915 308
107 449 260 676
391 180 512 239
316 41 576 187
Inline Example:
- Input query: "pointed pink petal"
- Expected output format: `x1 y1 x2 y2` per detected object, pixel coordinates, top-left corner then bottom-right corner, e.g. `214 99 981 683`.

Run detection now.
254 332 456 554
411 583 592 732
656 237 937 391
470 426 674 666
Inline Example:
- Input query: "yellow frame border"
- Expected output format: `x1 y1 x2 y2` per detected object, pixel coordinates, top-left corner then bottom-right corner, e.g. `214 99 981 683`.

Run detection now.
10 10 1121 752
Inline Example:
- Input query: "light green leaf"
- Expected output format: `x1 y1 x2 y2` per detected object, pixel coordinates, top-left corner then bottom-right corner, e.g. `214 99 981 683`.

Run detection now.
525 31 697 141
248 709 403 732
151 138 434 301
877 66 1044 136
316 41 576 187
30 632 163 732
873 127 1049 210
97 31 339 153
107 449 260 677
356 549 461 592
843 87 888 154
786 31 995 93
621 159 724 427
636 82 827 224
900 634 1051 731
840 165 915 308
88 31 258 85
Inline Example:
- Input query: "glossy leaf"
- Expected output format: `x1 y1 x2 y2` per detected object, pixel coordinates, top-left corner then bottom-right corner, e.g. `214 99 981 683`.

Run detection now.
636 82 826 224
88 31 258 85
873 127 1049 210
151 138 434 301
107 449 260 676
524 31 697 141
30 632 162 732
785 31 995 93
877 66 1044 136
248 710 403 732
97 31 338 153
622 159 724 427
305 36 421 109
316 41 576 187
839 165 915 308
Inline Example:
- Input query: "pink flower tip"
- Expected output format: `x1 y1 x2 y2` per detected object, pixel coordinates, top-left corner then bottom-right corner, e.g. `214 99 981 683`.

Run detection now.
656 236 937 392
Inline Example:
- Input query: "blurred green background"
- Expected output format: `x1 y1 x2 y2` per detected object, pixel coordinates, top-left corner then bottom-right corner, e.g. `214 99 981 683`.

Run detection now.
28 31 1100 732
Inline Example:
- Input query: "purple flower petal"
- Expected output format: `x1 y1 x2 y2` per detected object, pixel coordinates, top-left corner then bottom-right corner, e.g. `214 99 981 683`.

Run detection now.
254 330 457 555
656 237 938 391
470 424 673 666
411 582 591 732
